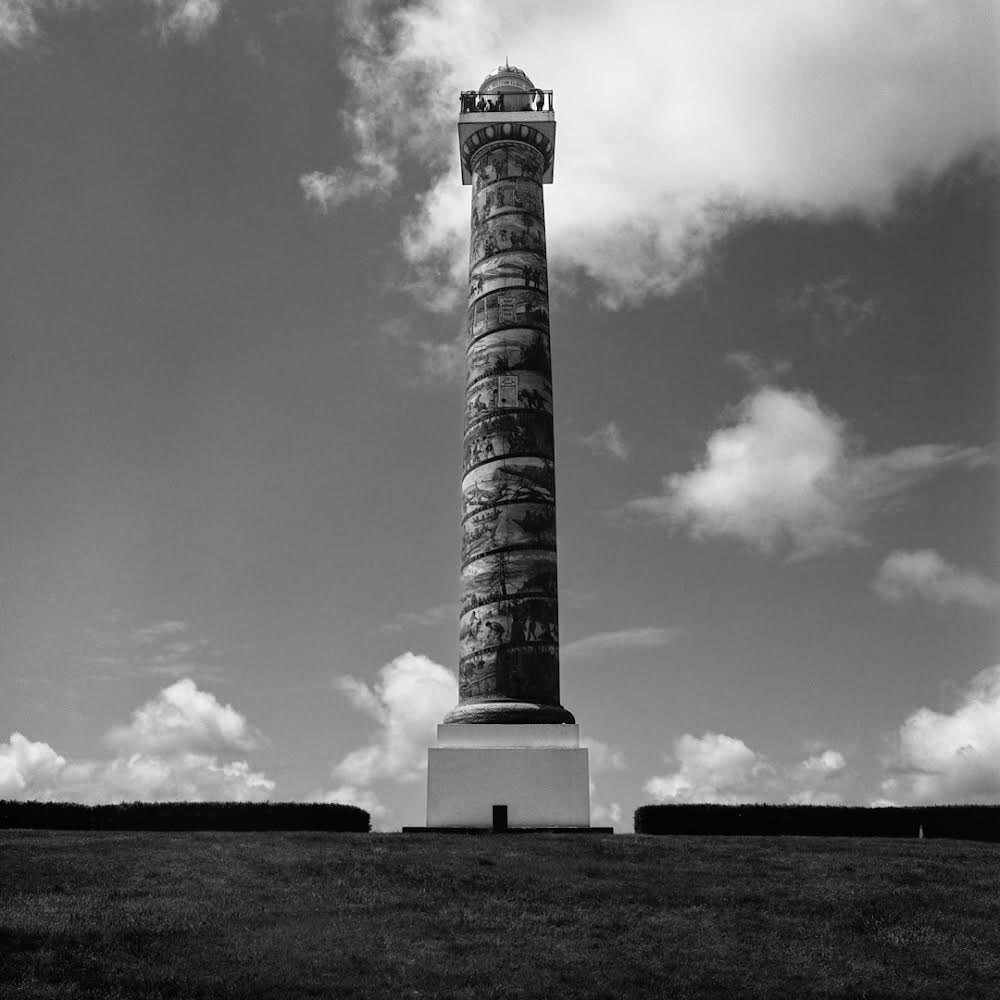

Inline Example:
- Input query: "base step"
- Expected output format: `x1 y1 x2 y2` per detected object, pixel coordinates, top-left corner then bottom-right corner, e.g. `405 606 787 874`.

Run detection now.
401 826 613 835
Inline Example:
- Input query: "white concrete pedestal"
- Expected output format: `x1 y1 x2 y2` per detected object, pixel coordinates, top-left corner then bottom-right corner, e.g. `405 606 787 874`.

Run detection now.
426 724 591 828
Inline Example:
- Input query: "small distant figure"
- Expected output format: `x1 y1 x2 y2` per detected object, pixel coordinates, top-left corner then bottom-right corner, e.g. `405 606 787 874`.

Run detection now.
476 95 486 112
532 89 544 111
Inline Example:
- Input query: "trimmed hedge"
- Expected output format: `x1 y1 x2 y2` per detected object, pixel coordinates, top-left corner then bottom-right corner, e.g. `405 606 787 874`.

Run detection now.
634 804 1000 842
0 800 370 832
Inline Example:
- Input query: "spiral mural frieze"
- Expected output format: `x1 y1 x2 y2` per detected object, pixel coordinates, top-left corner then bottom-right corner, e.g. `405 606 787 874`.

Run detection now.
471 178 544 227
468 289 549 342
466 330 551 388
465 369 552 424
451 133 570 724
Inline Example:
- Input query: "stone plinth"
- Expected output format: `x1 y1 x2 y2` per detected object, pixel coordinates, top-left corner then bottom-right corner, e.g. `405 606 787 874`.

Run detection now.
427 724 590 828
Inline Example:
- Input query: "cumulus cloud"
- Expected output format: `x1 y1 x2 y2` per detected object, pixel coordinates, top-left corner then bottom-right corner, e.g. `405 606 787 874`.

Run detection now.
788 749 848 805
627 386 989 559
332 652 457 786
0 0 42 50
147 0 225 43
299 162 397 213
0 679 274 802
581 736 627 775
105 677 262 755
88 753 273 802
645 732 777 804
645 733 853 804
0 732 68 796
310 0 999 309
589 783 623 829
874 549 1000 611
580 421 630 461
882 665 1000 804
562 626 682 659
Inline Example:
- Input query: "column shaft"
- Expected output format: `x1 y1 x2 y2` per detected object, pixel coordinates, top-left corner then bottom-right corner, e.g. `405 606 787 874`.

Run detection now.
446 139 573 726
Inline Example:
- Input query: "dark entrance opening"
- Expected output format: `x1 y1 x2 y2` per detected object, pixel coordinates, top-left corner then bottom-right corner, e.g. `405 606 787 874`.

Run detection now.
492 804 508 831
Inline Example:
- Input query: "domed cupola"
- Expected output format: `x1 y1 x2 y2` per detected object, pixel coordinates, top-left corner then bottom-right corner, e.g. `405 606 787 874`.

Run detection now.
479 63 534 94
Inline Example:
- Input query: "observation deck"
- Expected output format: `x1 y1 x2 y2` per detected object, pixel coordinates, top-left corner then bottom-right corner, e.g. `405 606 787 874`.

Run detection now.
457 67 556 184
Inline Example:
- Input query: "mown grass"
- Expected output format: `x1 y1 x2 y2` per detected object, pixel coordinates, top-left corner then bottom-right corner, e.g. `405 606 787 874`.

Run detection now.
2 831 998 999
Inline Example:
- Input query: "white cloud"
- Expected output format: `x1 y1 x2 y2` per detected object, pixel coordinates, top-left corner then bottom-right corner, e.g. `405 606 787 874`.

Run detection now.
788 748 848 805
645 732 777 804
307 784 389 828
332 652 457 786
581 736 627 775
91 752 273 802
788 789 845 806
644 733 857 805
882 664 1000 804
628 386 989 559
0 1 226 51
299 162 397 213
563 626 682 659
147 0 224 43
580 421 630 461
798 749 847 776
589 783 623 830
874 549 1000 611
316 0 999 309
0 680 274 802
0 0 41 50
0 732 67 796
105 677 261 755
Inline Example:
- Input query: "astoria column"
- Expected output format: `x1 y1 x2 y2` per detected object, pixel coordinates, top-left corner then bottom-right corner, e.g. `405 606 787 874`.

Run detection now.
420 65 592 828
445 65 573 726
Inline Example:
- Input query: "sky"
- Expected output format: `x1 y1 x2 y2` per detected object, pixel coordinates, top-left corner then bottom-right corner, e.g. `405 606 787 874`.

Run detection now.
0 0 998 830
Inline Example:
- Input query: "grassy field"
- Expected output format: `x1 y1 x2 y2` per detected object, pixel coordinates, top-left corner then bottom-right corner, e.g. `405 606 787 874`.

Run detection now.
2 831 998 999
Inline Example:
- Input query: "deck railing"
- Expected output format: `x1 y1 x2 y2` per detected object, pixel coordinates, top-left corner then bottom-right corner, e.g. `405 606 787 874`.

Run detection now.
459 90 553 114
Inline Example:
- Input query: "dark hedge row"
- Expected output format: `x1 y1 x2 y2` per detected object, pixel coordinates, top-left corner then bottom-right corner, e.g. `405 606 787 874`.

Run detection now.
634 804 1000 842
0 801 370 832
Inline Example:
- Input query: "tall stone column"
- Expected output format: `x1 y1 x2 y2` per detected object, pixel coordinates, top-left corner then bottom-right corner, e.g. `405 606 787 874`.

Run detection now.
418 67 596 829
444 97 573 726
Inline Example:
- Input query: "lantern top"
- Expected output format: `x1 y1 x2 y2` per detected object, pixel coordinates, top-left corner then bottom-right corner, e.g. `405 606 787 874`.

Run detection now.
479 63 534 93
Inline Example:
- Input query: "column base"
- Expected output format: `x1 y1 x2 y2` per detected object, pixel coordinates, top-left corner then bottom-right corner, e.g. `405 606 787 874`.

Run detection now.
426 724 591 828
442 700 576 725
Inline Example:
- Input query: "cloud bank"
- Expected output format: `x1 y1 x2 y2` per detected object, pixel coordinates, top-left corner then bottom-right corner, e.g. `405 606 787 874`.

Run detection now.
0 0 226 50
627 386 989 559
874 550 1000 610
0 679 273 802
310 0 1000 308
331 651 457 787
644 733 852 805
882 665 1000 804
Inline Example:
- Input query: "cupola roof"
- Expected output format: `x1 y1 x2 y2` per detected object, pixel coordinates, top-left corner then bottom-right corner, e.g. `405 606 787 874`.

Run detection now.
479 63 534 92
